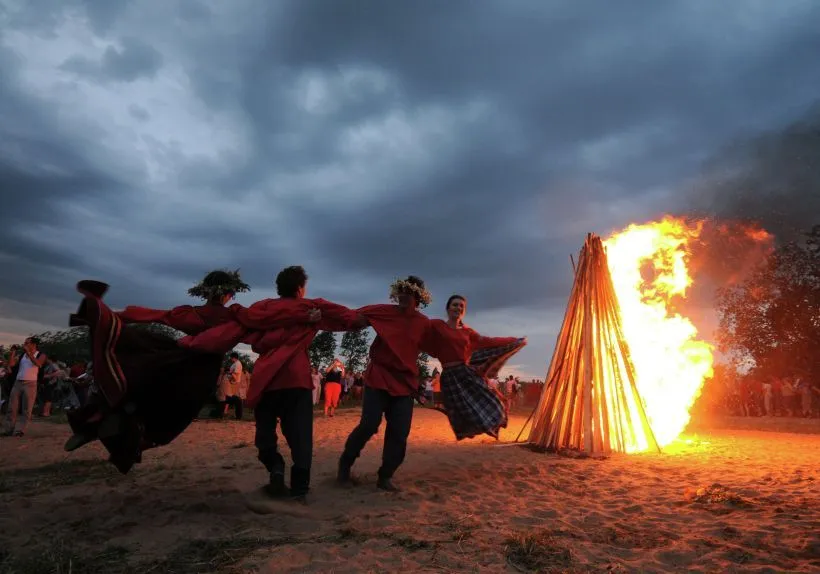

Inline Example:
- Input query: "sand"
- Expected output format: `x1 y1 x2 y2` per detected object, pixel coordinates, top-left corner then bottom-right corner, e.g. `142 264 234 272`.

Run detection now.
0 408 818 573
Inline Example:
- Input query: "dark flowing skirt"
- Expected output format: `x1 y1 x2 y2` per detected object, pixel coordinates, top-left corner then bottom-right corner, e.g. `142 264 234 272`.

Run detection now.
439 338 526 440
67 281 223 473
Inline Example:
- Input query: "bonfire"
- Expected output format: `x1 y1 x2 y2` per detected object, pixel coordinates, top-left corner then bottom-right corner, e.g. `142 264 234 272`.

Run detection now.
528 217 715 454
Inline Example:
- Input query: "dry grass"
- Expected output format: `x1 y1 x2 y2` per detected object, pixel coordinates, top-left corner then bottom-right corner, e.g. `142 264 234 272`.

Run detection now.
0 459 115 495
505 531 576 573
0 541 132 574
139 536 275 574
0 535 282 574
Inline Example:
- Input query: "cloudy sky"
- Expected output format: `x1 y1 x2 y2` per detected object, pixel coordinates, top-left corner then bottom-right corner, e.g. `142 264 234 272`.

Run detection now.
1 0 819 377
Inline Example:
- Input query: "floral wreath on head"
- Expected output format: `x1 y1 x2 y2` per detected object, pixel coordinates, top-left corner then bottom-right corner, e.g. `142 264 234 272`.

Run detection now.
389 277 432 308
188 269 251 300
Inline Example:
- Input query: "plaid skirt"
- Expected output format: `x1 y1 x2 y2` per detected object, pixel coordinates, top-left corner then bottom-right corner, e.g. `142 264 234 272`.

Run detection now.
439 338 527 440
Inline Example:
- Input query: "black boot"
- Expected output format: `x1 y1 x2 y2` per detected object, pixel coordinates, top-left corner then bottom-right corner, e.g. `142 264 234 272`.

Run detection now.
258 449 287 497
289 466 310 502
264 471 287 498
76 280 109 299
337 456 353 485
377 470 400 492
64 432 97 452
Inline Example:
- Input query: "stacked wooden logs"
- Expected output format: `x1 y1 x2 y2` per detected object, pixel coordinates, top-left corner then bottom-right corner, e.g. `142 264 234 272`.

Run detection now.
528 234 660 454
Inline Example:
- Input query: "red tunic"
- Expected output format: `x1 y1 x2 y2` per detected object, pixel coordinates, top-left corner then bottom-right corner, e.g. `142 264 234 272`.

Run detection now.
118 304 239 336
181 298 359 407
358 304 432 397
424 319 518 364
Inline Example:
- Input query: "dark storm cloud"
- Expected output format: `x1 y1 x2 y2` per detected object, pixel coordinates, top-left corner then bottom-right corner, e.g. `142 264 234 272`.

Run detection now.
127 104 150 121
0 54 125 310
2 0 820 371
61 37 163 82
215 0 820 312
689 105 820 241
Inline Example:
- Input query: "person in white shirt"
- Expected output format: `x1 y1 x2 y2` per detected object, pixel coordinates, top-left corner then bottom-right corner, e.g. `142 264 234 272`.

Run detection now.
310 368 321 405
343 372 354 400
4 337 47 436
487 377 499 391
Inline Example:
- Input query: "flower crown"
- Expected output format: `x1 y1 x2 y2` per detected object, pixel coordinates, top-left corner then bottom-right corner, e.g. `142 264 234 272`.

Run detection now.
188 269 251 300
389 278 432 308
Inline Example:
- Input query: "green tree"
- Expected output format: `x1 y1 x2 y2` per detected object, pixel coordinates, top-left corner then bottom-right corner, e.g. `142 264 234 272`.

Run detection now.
416 352 432 380
309 331 337 369
35 327 91 365
716 225 820 379
130 323 183 340
31 323 183 365
339 329 370 373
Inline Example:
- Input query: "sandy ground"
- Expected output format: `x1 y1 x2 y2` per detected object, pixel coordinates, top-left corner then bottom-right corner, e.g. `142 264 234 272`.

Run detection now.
0 407 818 573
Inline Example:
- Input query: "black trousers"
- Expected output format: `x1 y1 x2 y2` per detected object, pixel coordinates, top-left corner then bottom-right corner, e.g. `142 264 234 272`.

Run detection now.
222 395 244 420
254 388 313 495
341 387 414 479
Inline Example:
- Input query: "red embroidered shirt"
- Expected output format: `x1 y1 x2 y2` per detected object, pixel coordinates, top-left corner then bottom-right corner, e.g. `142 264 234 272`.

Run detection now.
424 319 518 364
180 298 359 406
358 304 432 397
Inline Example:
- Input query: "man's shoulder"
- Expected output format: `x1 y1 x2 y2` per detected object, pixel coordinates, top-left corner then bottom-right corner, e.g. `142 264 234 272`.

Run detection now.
410 310 434 323
250 297 282 307
357 303 391 313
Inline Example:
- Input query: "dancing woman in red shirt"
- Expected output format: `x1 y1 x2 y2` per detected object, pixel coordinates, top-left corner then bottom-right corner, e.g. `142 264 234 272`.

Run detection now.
425 295 526 440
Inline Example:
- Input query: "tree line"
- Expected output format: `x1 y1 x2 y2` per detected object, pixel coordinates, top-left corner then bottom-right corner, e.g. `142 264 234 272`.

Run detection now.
308 328 433 378
715 224 819 381
1 323 255 372
2 324 434 379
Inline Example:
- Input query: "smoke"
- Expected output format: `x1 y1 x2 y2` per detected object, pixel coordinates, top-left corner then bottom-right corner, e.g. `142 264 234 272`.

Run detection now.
676 104 820 326
687 218 774 289
688 103 820 244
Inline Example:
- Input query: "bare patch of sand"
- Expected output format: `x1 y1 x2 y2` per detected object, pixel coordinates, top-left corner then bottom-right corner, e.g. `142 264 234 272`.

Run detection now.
0 409 818 573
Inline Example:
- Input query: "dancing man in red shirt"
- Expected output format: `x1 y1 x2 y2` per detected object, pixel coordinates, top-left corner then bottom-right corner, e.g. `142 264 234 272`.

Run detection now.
181 266 362 501
337 276 434 492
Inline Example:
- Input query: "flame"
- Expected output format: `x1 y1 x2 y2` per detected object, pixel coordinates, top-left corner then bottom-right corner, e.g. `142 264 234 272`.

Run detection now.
603 216 714 449
743 228 772 242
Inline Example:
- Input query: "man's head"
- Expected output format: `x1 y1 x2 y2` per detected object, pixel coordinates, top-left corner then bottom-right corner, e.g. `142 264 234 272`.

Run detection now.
24 337 39 351
276 266 308 298
229 352 240 361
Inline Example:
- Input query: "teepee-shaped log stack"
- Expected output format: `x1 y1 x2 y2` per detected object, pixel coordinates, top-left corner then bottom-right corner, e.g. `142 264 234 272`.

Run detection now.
528 234 660 454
